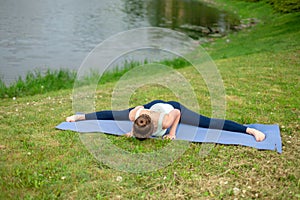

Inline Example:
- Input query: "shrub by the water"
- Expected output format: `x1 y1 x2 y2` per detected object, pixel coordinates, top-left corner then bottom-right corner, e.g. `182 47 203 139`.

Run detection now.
0 69 76 98
241 0 300 13
0 58 190 98
268 0 300 13
1 0 299 199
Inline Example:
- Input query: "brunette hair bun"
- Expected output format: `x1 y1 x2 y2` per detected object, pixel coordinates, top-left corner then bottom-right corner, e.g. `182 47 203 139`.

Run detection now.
136 114 150 126
132 114 154 139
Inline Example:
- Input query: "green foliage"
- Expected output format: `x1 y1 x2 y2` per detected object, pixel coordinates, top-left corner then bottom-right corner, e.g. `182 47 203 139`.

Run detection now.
98 60 146 85
239 0 300 13
242 0 260 2
159 57 191 69
203 1 300 59
0 58 191 98
1 48 299 199
0 69 76 98
268 0 300 13
0 1 299 198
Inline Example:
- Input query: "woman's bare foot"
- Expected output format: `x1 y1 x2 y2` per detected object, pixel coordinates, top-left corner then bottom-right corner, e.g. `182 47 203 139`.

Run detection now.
66 114 85 122
246 128 266 142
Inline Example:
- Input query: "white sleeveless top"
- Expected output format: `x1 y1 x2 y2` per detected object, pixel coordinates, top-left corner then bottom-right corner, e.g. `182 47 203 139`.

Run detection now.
135 103 174 137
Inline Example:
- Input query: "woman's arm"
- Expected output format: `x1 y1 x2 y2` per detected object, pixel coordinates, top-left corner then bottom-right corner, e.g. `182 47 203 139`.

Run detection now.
128 106 144 121
162 109 181 140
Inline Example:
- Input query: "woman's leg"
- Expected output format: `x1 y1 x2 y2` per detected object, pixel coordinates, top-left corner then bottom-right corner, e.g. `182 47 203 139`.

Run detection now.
67 99 264 141
85 109 131 120
84 100 166 120
167 101 265 141
142 100 167 109
72 99 245 132
166 101 247 133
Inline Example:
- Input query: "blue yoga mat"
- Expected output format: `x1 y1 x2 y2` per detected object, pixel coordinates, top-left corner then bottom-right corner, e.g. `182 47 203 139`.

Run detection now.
56 120 282 153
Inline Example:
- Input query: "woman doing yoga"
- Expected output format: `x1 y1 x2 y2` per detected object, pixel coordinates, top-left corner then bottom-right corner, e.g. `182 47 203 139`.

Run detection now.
66 100 265 142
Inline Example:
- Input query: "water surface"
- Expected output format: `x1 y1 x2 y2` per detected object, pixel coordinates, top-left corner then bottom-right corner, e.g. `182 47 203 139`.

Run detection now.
0 0 239 84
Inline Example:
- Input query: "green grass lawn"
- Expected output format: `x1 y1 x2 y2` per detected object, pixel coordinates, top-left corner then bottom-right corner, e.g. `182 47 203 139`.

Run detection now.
1 0 299 199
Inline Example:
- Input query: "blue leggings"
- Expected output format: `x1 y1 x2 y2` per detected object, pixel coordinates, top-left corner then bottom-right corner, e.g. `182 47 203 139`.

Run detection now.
85 100 247 133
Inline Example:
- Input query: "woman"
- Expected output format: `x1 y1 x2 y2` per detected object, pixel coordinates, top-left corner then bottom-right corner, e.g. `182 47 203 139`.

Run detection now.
66 100 265 141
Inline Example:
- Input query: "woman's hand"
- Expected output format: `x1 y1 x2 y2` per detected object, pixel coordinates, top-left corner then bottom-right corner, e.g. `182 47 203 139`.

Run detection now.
163 134 176 140
162 109 181 139
124 131 133 137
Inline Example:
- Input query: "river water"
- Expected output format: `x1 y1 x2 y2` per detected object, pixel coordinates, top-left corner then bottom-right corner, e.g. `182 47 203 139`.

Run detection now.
0 0 239 84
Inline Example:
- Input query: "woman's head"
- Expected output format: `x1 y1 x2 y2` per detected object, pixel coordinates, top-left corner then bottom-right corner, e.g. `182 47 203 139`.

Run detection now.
132 114 154 139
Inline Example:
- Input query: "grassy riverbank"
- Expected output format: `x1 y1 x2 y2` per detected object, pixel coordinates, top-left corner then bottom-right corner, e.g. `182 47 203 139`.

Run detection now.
1 0 299 199
0 59 191 98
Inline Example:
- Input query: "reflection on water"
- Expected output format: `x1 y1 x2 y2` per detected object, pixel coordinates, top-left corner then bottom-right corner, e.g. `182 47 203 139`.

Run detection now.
0 0 239 84
125 0 239 38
